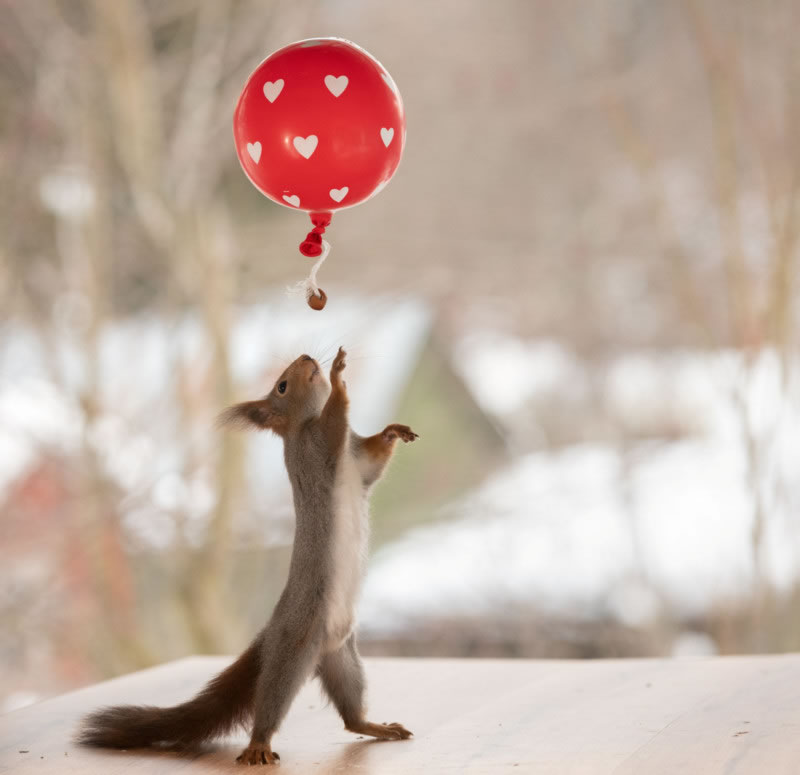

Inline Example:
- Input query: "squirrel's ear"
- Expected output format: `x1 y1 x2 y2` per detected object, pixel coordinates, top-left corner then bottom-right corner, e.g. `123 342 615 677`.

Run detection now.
217 400 286 434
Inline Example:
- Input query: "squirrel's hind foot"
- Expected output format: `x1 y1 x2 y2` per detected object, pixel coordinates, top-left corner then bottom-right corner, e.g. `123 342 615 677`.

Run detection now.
346 720 413 740
236 745 280 765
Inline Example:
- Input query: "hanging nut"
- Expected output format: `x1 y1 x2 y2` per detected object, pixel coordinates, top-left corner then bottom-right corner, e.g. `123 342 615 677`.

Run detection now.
307 288 327 310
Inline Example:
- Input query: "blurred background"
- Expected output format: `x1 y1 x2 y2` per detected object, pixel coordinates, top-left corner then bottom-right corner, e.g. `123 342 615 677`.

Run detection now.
3 0 800 712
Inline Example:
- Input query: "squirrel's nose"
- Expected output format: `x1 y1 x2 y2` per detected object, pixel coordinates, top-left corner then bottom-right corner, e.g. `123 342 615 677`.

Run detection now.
301 354 313 362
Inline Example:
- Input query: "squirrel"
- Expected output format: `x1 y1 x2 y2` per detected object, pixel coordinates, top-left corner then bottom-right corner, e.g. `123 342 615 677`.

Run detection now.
78 348 418 765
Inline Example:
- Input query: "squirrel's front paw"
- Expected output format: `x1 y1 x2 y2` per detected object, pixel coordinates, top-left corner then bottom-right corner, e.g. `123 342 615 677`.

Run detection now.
236 745 280 765
331 347 347 380
383 424 419 443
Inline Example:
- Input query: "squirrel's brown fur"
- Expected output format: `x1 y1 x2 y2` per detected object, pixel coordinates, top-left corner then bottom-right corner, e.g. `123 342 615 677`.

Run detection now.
80 640 260 749
77 349 417 765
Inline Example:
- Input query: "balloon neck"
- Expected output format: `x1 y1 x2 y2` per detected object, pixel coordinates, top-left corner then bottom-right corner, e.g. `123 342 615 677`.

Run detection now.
299 211 333 257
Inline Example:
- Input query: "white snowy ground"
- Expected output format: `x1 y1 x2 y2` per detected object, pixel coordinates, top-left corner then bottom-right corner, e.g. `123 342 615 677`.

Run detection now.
359 337 800 634
4 311 800 637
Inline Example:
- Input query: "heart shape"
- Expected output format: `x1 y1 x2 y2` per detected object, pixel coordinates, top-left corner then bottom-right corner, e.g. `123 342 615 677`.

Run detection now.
282 194 300 208
263 79 284 103
324 74 349 97
329 187 349 203
381 72 397 94
246 142 262 164
293 135 318 159
380 127 394 147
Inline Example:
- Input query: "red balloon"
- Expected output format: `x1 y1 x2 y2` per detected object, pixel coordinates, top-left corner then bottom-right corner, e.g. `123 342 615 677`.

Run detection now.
233 37 405 255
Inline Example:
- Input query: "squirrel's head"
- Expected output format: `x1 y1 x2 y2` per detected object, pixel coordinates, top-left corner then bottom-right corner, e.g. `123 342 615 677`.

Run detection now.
218 354 329 437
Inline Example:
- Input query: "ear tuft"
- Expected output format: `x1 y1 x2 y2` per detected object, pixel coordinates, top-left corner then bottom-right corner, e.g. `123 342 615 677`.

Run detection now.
216 400 271 431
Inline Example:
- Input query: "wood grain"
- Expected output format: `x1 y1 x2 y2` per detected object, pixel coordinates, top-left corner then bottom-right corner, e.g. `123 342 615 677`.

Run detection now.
1 655 799 774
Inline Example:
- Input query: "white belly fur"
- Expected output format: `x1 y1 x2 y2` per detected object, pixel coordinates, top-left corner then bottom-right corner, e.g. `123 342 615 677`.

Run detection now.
325 448 369 651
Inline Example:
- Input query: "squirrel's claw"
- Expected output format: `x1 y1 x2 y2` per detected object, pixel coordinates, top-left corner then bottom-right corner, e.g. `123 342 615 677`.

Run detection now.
384 722 414 739
347 720 413 740
383 424 419 443
331 347 347 375
236 745 279 765
330 347 347 390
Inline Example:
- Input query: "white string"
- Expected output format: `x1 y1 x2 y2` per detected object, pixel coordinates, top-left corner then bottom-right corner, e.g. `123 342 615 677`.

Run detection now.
286 239 330 300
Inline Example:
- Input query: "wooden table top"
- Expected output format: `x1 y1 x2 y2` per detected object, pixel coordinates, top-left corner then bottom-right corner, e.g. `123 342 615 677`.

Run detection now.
1 654 799 774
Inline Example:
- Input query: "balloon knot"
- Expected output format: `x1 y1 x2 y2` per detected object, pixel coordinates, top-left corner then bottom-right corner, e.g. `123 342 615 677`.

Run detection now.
299 211 332 257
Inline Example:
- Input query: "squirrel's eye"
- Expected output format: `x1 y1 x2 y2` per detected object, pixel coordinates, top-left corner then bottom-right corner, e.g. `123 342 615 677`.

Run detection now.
278 380 287 394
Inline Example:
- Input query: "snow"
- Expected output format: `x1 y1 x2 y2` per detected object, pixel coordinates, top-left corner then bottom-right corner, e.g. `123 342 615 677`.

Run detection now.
453 333 586 415
0 295 432 548
671 631 718 657
359 339 800 632
39 167 95 221
359 437 782 631
5 311 799 630
1 690 40 714
0 379 83 494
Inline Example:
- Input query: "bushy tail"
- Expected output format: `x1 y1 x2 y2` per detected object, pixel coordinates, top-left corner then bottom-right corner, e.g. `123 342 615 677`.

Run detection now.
78 639 261 749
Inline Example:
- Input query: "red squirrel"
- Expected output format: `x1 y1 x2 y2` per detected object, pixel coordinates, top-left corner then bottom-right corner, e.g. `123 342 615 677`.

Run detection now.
79 348 418 765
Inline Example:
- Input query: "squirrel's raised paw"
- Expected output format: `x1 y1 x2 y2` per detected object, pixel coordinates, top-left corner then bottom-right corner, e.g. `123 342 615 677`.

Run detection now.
331 347 347 374
383 424 419 443
236 745 280 765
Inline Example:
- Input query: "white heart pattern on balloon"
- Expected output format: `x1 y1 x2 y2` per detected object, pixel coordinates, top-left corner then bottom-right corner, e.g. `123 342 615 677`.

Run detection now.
324 74 349 97
282 194 300 208
380 128 394 147
293 135 318 159
263 79 284 103
329 187 349 203
246 142 262 163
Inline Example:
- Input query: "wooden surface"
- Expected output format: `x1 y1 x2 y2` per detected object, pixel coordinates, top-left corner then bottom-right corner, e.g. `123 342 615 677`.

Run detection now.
2 654 800 774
